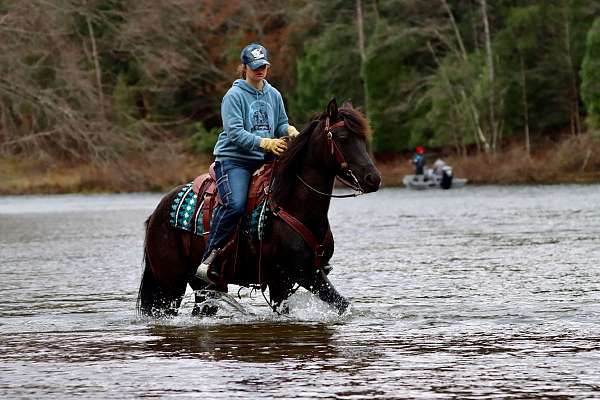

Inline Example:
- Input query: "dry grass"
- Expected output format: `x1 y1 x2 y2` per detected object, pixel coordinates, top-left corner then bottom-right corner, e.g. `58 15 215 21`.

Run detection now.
450 135 600 184
378 134 600 186
0 150 210 195
1 135 599 194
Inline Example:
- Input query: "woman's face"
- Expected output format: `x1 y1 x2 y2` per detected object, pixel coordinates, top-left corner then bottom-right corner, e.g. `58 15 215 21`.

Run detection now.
246 64 269 81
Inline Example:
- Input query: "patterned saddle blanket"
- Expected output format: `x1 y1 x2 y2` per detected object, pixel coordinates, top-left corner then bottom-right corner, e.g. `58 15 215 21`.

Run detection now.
169 162 274 240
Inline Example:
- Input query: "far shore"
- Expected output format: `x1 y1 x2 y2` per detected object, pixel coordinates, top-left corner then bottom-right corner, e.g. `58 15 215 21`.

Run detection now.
1 135 599 195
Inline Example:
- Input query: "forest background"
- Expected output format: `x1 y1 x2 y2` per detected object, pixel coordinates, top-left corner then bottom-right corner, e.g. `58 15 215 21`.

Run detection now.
1 0 600 193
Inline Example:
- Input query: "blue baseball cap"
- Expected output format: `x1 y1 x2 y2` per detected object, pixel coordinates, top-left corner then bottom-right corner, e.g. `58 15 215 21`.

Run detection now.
240 43 271 70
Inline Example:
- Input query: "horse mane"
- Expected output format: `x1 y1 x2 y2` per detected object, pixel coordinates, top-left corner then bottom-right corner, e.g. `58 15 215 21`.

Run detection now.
337 106 371 140
272 106 370 202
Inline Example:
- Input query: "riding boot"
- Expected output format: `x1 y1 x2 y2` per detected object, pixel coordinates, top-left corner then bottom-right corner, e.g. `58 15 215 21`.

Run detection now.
195 248 222 284
195 236 236 284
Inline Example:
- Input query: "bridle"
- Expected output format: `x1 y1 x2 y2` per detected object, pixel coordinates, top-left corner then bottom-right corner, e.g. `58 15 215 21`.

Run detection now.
267 114 367 280
296 116 365 198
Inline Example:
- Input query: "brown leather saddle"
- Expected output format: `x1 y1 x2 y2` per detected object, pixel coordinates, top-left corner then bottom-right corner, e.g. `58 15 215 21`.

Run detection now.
189 161 275 239
187 160 333 287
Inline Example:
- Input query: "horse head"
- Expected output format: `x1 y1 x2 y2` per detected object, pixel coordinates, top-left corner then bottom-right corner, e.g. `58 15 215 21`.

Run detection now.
312 98 381 193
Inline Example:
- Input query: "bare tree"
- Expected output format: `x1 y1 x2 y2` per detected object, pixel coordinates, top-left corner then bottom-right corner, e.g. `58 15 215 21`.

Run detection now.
479 0 499 153
356 0 368 112
439 0 490 153
560 6 582 135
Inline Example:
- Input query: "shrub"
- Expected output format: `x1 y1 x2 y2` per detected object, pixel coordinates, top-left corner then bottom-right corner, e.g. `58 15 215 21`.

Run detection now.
188 122 221 155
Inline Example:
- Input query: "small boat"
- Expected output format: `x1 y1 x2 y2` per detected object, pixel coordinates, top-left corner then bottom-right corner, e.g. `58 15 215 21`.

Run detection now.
402 173 468 190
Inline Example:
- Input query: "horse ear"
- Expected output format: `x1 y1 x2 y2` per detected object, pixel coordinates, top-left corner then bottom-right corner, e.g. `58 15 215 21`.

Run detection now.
326 98 338 120
341 99 354 109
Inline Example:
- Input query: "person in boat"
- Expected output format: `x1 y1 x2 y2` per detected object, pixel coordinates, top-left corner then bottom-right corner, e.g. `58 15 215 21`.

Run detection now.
432 158 447 176
412 146 426 178
195 43 299 284
431 158 450 179
430 158 454 189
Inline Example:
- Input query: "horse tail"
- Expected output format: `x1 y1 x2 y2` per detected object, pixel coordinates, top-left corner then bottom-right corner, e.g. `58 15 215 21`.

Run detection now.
136 217 159 316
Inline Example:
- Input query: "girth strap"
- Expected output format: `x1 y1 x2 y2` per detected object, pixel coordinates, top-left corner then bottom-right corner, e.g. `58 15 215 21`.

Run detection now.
271 206 327 268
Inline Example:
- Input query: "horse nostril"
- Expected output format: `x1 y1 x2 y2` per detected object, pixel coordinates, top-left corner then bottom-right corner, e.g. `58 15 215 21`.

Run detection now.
365 173 381 188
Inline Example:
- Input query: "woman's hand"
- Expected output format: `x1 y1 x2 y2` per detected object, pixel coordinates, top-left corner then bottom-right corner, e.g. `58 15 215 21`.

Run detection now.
287 125 300 138
260 138 288 155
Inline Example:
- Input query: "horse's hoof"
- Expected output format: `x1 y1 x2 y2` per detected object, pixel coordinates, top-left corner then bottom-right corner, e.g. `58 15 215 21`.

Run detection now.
192 291 219 317
192 304 218 317
336 298 350 315
277 302 290 315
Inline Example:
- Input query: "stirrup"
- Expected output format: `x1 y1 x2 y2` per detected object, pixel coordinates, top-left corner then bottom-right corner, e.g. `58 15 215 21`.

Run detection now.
195 263 209 282
195 249 220 284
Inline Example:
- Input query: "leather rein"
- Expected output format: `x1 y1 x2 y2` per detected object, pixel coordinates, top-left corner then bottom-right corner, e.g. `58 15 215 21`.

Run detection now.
296 117 365 198
269 116 366 269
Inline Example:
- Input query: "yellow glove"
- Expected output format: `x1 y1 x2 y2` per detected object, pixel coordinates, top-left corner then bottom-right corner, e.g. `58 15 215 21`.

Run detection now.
260 138 287 156
287 125 300 138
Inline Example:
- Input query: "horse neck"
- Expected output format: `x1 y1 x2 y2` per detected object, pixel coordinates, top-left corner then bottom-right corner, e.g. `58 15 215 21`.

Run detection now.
276 154 336 235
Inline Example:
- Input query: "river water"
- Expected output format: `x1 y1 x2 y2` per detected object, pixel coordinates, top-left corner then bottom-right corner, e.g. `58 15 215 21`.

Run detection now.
1 185 599 399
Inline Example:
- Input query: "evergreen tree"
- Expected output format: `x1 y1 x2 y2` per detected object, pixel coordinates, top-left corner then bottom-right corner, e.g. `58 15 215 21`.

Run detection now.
292 24 365 122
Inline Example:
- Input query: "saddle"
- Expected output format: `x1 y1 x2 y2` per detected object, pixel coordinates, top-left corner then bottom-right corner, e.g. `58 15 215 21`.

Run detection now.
189 161 274 236
170 160 333 287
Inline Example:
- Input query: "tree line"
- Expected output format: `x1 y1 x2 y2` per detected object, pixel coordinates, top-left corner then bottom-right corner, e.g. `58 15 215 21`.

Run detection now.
1 0 599 164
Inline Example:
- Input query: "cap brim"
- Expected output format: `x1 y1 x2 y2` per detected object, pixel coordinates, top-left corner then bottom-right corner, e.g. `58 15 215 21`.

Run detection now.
248 59 270 70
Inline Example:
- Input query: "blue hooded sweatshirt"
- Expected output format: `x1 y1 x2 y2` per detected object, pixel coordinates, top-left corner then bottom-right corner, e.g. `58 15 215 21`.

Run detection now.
214 79 289 162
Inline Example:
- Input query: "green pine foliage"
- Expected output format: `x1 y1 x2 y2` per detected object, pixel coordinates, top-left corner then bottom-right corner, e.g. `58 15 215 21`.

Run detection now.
112 72 138 128
425 54 481 149
363 19 431 152
495 5 546 133
188 123 221 155
292 24 365 122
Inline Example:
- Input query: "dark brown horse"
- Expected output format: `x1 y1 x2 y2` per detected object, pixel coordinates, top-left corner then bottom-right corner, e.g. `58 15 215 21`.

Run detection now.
137 99 381 317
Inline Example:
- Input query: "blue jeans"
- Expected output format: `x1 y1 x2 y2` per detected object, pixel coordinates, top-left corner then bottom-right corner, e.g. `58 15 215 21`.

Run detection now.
203 158 262 259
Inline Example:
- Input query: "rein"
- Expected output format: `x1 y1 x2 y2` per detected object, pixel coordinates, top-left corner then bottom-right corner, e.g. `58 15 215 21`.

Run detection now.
295 116 365 198
296 174 362 198
267 115 365 269
256 114 367 311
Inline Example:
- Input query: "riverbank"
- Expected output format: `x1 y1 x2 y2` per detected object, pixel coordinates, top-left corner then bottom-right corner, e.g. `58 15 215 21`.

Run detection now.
0 149 210 195
380 134 600 187
1 134 599 195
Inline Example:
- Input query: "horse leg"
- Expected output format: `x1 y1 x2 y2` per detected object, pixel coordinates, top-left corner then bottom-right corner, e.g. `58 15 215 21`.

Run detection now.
268 281 293 315
138 245 188 317
264 261 296 314
302 268 349 314
138 191 191 317
188 276 219 317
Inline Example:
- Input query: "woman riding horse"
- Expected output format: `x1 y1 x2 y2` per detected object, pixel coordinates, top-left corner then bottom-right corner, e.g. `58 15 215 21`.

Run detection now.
137 99 380 317
197 43 300 284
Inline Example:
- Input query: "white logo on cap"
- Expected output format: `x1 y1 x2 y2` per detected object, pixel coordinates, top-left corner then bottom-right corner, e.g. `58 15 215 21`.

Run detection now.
250 48 265 60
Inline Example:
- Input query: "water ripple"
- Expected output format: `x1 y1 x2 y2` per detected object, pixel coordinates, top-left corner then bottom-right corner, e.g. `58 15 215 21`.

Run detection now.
1 186 600 398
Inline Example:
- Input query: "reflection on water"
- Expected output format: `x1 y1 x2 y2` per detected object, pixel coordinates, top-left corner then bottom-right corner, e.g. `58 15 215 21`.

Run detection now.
1 186 600 398
145 323 338 362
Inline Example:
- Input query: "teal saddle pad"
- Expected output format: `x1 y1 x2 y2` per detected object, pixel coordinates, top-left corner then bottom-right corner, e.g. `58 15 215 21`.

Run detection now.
169 182 271 240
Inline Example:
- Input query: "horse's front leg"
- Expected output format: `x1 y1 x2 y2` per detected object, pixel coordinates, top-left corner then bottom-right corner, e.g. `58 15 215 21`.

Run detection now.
303 268 349 314
267 264 295 314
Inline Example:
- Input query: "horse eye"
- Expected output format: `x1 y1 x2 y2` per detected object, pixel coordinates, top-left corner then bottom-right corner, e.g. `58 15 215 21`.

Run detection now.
335 130 349 140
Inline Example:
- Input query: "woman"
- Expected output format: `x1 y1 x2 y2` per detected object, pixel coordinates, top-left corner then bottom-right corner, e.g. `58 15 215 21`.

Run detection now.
195 43 299 284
